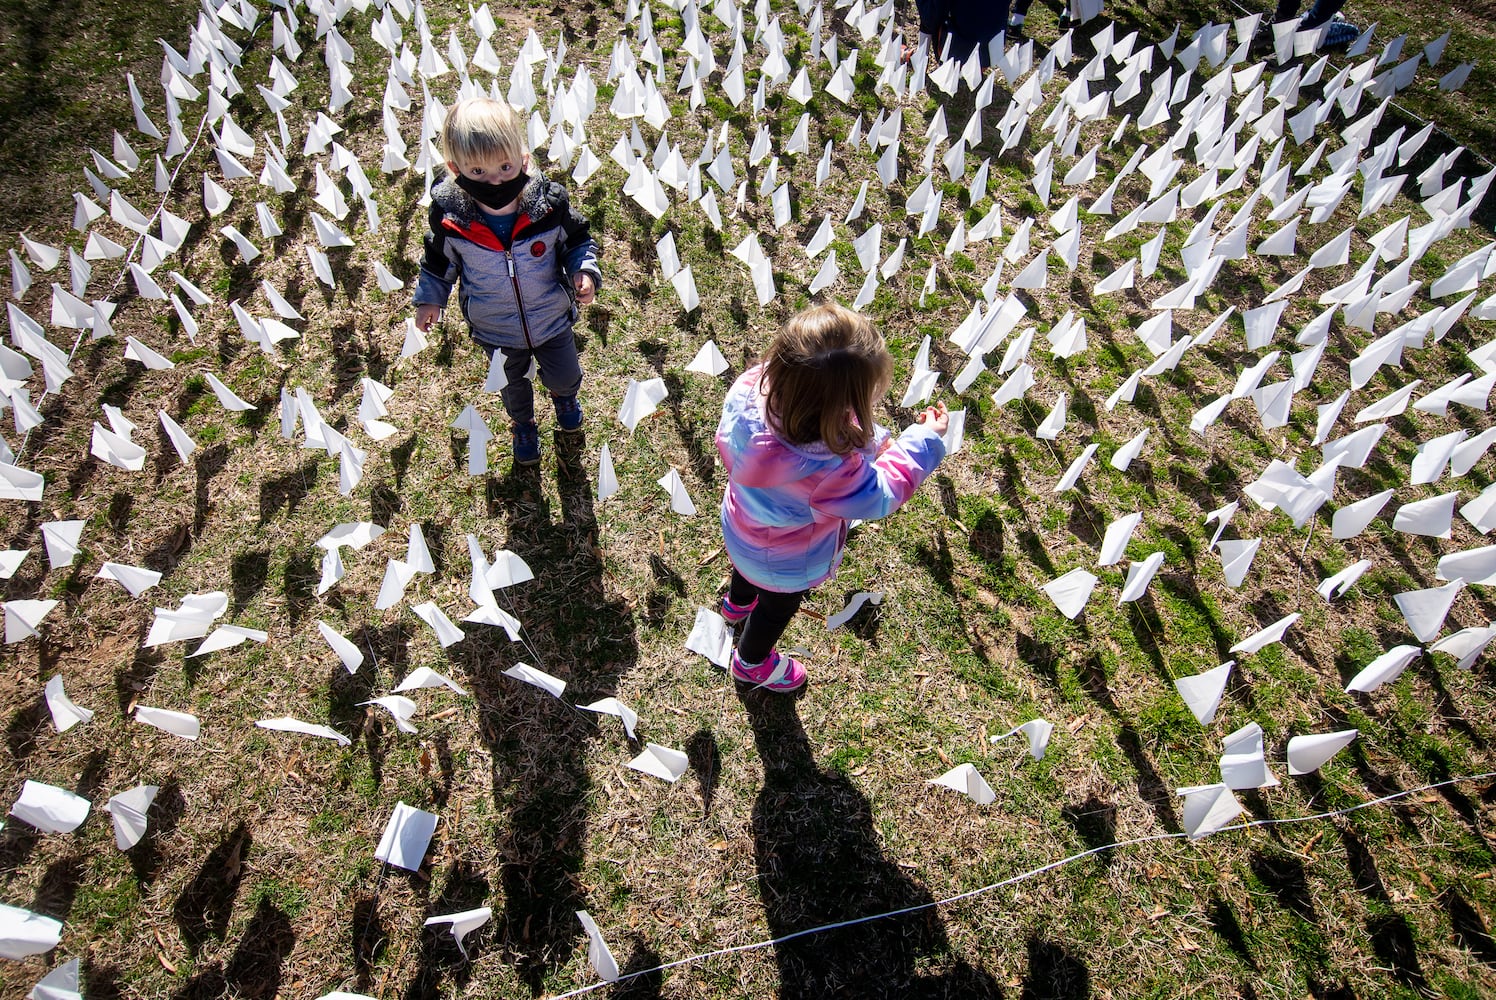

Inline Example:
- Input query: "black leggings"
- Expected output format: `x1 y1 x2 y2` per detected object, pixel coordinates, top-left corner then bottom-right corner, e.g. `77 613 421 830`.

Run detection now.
728 569 807 665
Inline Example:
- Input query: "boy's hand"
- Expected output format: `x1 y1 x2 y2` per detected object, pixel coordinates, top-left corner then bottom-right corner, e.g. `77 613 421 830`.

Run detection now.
916 402 949 435
574 272 596 305
415 303 441 332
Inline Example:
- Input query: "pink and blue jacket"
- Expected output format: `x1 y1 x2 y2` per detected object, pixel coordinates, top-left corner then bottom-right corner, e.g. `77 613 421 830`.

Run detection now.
716 365 947 593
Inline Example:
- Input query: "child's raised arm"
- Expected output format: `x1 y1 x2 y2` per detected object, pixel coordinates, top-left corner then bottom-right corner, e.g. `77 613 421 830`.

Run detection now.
807 414 946 522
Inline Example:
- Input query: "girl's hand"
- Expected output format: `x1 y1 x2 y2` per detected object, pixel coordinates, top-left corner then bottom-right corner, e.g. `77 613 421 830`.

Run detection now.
415 303 441 332
916 402 949 435
574 273 596 305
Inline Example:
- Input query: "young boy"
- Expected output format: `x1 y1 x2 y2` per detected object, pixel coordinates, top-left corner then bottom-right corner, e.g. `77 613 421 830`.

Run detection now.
414 97 602 466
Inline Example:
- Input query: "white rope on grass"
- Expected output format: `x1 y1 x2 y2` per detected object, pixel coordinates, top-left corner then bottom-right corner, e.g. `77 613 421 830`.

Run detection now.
546 769 1496 998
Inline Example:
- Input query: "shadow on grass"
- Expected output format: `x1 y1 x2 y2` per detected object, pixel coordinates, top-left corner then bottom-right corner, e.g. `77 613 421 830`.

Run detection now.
1307 976 1359 1000
193 444 230 538
338 621 406 788
1154 546 1236 661
1021 936 1091 1000
31 853 83 923
1335 824 1432 995
917 516 1032 679
258 457 321 526
0 820 39 880
229 547 270 616
127 778 186 884
114 645 166 714
741 692 1005 999
80 962 123 1000
1207 892 1258 970
173 896 295 1000
1417 657 1489 752
399 859 489 999
351 892 388 993
282 545 320 628
5 692 49 762
611 935 666 999
1368 912 1431 996
685 729 721 818
644 551 685 630
967 509 1007 564
1125 597 1168 683
142 518 195 583
1445 888 1496 967
172 820 252 956
662 369 719 489
1113 724 1182 834
1250 850 1317 922
1059 795 1117 868
1035 646 1183 833
445 446 640 995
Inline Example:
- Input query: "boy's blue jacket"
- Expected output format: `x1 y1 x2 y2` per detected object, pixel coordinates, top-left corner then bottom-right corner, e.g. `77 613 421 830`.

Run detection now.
413 169 602 351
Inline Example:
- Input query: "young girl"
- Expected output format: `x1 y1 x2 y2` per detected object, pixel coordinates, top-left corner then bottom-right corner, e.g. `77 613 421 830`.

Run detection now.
715 303 950 692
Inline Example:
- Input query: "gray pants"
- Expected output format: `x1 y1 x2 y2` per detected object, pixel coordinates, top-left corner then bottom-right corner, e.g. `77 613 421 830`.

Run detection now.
481 333 583 425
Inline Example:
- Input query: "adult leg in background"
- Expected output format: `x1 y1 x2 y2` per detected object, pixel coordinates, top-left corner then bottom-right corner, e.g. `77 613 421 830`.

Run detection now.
1273 0 1345 27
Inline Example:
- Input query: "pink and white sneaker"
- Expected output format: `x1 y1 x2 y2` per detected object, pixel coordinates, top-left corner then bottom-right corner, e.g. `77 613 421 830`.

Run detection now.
730 648 806 693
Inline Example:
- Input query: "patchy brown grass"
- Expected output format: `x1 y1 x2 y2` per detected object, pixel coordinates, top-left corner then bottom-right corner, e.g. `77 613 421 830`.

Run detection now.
0 1 1495 999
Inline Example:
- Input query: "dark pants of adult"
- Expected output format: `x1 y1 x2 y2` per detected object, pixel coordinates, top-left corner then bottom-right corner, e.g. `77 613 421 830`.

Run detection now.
1273 0 1345 28
1011 0 1083 32
915 0 1006 66
728 568 807 665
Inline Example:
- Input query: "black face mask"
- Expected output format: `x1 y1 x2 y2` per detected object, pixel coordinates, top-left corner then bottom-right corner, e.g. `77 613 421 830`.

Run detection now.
456 171 529 210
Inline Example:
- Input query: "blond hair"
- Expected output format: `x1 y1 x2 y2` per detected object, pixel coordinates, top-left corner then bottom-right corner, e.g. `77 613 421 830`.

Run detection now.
441 97 527 167
763 303 893 455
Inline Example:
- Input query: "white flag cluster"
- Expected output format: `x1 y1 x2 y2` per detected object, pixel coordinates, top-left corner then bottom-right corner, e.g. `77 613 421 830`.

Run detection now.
2 0 1494 976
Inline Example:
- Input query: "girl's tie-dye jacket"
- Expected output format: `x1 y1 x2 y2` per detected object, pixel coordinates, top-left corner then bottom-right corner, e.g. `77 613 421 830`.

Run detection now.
715 364 947 593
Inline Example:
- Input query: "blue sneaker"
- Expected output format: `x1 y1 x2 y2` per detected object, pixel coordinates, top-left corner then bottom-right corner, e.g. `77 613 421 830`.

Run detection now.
512 421 540 465
1320 19 1360 49
552 394 584 433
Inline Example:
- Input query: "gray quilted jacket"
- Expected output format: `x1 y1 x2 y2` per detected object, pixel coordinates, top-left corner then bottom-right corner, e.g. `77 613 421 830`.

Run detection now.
413 170 602 351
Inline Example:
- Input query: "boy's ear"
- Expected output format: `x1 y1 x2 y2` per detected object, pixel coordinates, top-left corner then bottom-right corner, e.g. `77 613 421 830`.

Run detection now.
445 160 461 176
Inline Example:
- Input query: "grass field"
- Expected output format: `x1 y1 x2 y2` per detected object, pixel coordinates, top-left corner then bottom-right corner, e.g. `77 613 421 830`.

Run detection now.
1 0 1496 997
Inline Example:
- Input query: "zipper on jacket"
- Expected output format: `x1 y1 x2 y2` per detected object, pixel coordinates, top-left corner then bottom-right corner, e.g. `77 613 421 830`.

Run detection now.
504 250 535 349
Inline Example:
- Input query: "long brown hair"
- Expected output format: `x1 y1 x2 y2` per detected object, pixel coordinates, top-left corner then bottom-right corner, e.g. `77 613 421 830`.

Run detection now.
763 303 893 455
